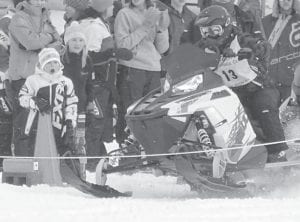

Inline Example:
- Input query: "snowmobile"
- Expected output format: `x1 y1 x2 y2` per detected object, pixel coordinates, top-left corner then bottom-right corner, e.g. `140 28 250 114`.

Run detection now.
96 42 300 197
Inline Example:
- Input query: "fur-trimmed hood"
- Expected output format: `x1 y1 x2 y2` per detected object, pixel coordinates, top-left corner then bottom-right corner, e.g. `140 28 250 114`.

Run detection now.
272 0 300 17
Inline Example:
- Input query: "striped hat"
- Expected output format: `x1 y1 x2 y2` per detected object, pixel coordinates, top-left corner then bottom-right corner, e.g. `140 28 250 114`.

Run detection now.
38 48 62 71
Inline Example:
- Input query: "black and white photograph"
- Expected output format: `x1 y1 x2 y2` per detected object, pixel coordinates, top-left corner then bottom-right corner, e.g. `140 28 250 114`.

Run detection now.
0 0 299 221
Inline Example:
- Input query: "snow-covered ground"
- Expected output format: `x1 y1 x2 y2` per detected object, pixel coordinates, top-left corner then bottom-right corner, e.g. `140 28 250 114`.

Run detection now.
1 139 300 222
1 1 300 222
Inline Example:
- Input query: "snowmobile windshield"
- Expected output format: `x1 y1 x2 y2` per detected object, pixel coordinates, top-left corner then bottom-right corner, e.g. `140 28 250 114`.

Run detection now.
163 73 204 95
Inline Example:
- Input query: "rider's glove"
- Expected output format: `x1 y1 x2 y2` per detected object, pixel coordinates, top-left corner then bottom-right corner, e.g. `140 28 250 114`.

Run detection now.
237 48 253 60
253 41 271 60
222 48 235 57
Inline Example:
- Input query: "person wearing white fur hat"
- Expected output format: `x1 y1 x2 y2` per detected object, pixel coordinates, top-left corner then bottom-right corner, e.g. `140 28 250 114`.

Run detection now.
263 0 300 103
17 48 78 156
63 21 94 114
62 21 96 177
70 0 133 169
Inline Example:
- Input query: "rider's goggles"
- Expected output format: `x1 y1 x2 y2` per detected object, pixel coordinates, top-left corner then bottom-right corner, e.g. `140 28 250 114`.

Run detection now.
199 25 224 38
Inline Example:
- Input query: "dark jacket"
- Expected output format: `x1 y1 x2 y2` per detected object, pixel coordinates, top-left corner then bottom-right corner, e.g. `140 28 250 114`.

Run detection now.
167 5 196 54
262 13 300 87
62 51 94 113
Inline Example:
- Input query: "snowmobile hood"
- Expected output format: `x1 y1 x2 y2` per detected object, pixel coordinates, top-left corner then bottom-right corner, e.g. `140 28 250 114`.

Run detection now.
127 44 223 117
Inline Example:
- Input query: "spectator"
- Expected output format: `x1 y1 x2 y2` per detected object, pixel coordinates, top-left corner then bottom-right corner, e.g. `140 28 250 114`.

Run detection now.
161 0 196 54
114 0 169 147
76 0 117 170
292 61 300 103
8 0 62 154
18 48 78 156
0 71 12 166
63 0 89 29
262 0 300 103
0 0 16 73
62 21 94 177
237 0 266 38
0 0 24 163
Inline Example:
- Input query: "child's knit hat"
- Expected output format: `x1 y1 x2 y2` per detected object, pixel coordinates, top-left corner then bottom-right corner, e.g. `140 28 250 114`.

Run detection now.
38 48 62 71
64 21 87 44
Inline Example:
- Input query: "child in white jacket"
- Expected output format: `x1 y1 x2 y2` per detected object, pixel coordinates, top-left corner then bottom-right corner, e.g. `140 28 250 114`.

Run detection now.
18 48 78 156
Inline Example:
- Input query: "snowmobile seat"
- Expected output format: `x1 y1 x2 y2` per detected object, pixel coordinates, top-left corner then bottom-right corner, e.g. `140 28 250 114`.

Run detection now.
2 158 41 186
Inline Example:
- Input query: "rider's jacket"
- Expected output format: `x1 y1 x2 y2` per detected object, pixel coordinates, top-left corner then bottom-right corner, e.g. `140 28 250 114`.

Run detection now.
215 36 258 88
213 29 273 90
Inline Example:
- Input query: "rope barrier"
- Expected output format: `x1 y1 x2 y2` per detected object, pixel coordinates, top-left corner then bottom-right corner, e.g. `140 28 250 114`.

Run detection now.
0 137 300 160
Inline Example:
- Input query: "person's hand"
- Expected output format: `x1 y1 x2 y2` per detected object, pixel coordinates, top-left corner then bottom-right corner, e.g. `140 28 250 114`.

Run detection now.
223 48 235 57
157 10 170 32
237 48 253 60
101 37 114 52
253 41 271 60
86 102 95 113
32 96 52 114
47 40 64 55
143 7 161 29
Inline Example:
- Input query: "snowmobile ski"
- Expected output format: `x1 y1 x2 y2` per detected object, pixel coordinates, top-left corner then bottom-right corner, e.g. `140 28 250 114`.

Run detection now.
60 151 131 198
174 156 249 196
265 159 300 168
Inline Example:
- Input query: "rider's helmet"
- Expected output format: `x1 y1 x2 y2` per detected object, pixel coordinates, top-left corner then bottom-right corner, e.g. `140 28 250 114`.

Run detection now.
195 5 232 39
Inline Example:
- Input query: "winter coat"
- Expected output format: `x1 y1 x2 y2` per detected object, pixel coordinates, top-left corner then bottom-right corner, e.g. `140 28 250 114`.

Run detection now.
167 5 196 54
0 10 13 73
8 2 61 81
263 12 300 87
114 7 169 71
199 26 272 90
19 69 78 136
62 51 94 113
77 8 114 82
78 8 111 53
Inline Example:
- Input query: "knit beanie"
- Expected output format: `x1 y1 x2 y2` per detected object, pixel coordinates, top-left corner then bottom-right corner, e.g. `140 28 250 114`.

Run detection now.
90 0 113 12
64 21 87 44
64 0 90 11
38 48 62 71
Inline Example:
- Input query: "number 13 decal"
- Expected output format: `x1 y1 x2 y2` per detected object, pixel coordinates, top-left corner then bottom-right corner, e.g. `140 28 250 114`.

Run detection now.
222 69 238 81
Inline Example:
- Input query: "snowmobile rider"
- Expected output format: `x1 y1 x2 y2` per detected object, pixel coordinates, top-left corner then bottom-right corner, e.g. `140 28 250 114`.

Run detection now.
194 5 289 163
18 48 78 156
199 0 265 39
0 0 21 165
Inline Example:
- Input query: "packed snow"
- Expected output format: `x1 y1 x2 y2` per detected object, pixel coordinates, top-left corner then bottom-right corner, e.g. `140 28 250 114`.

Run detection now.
1 139 300 222
1 1 300 222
